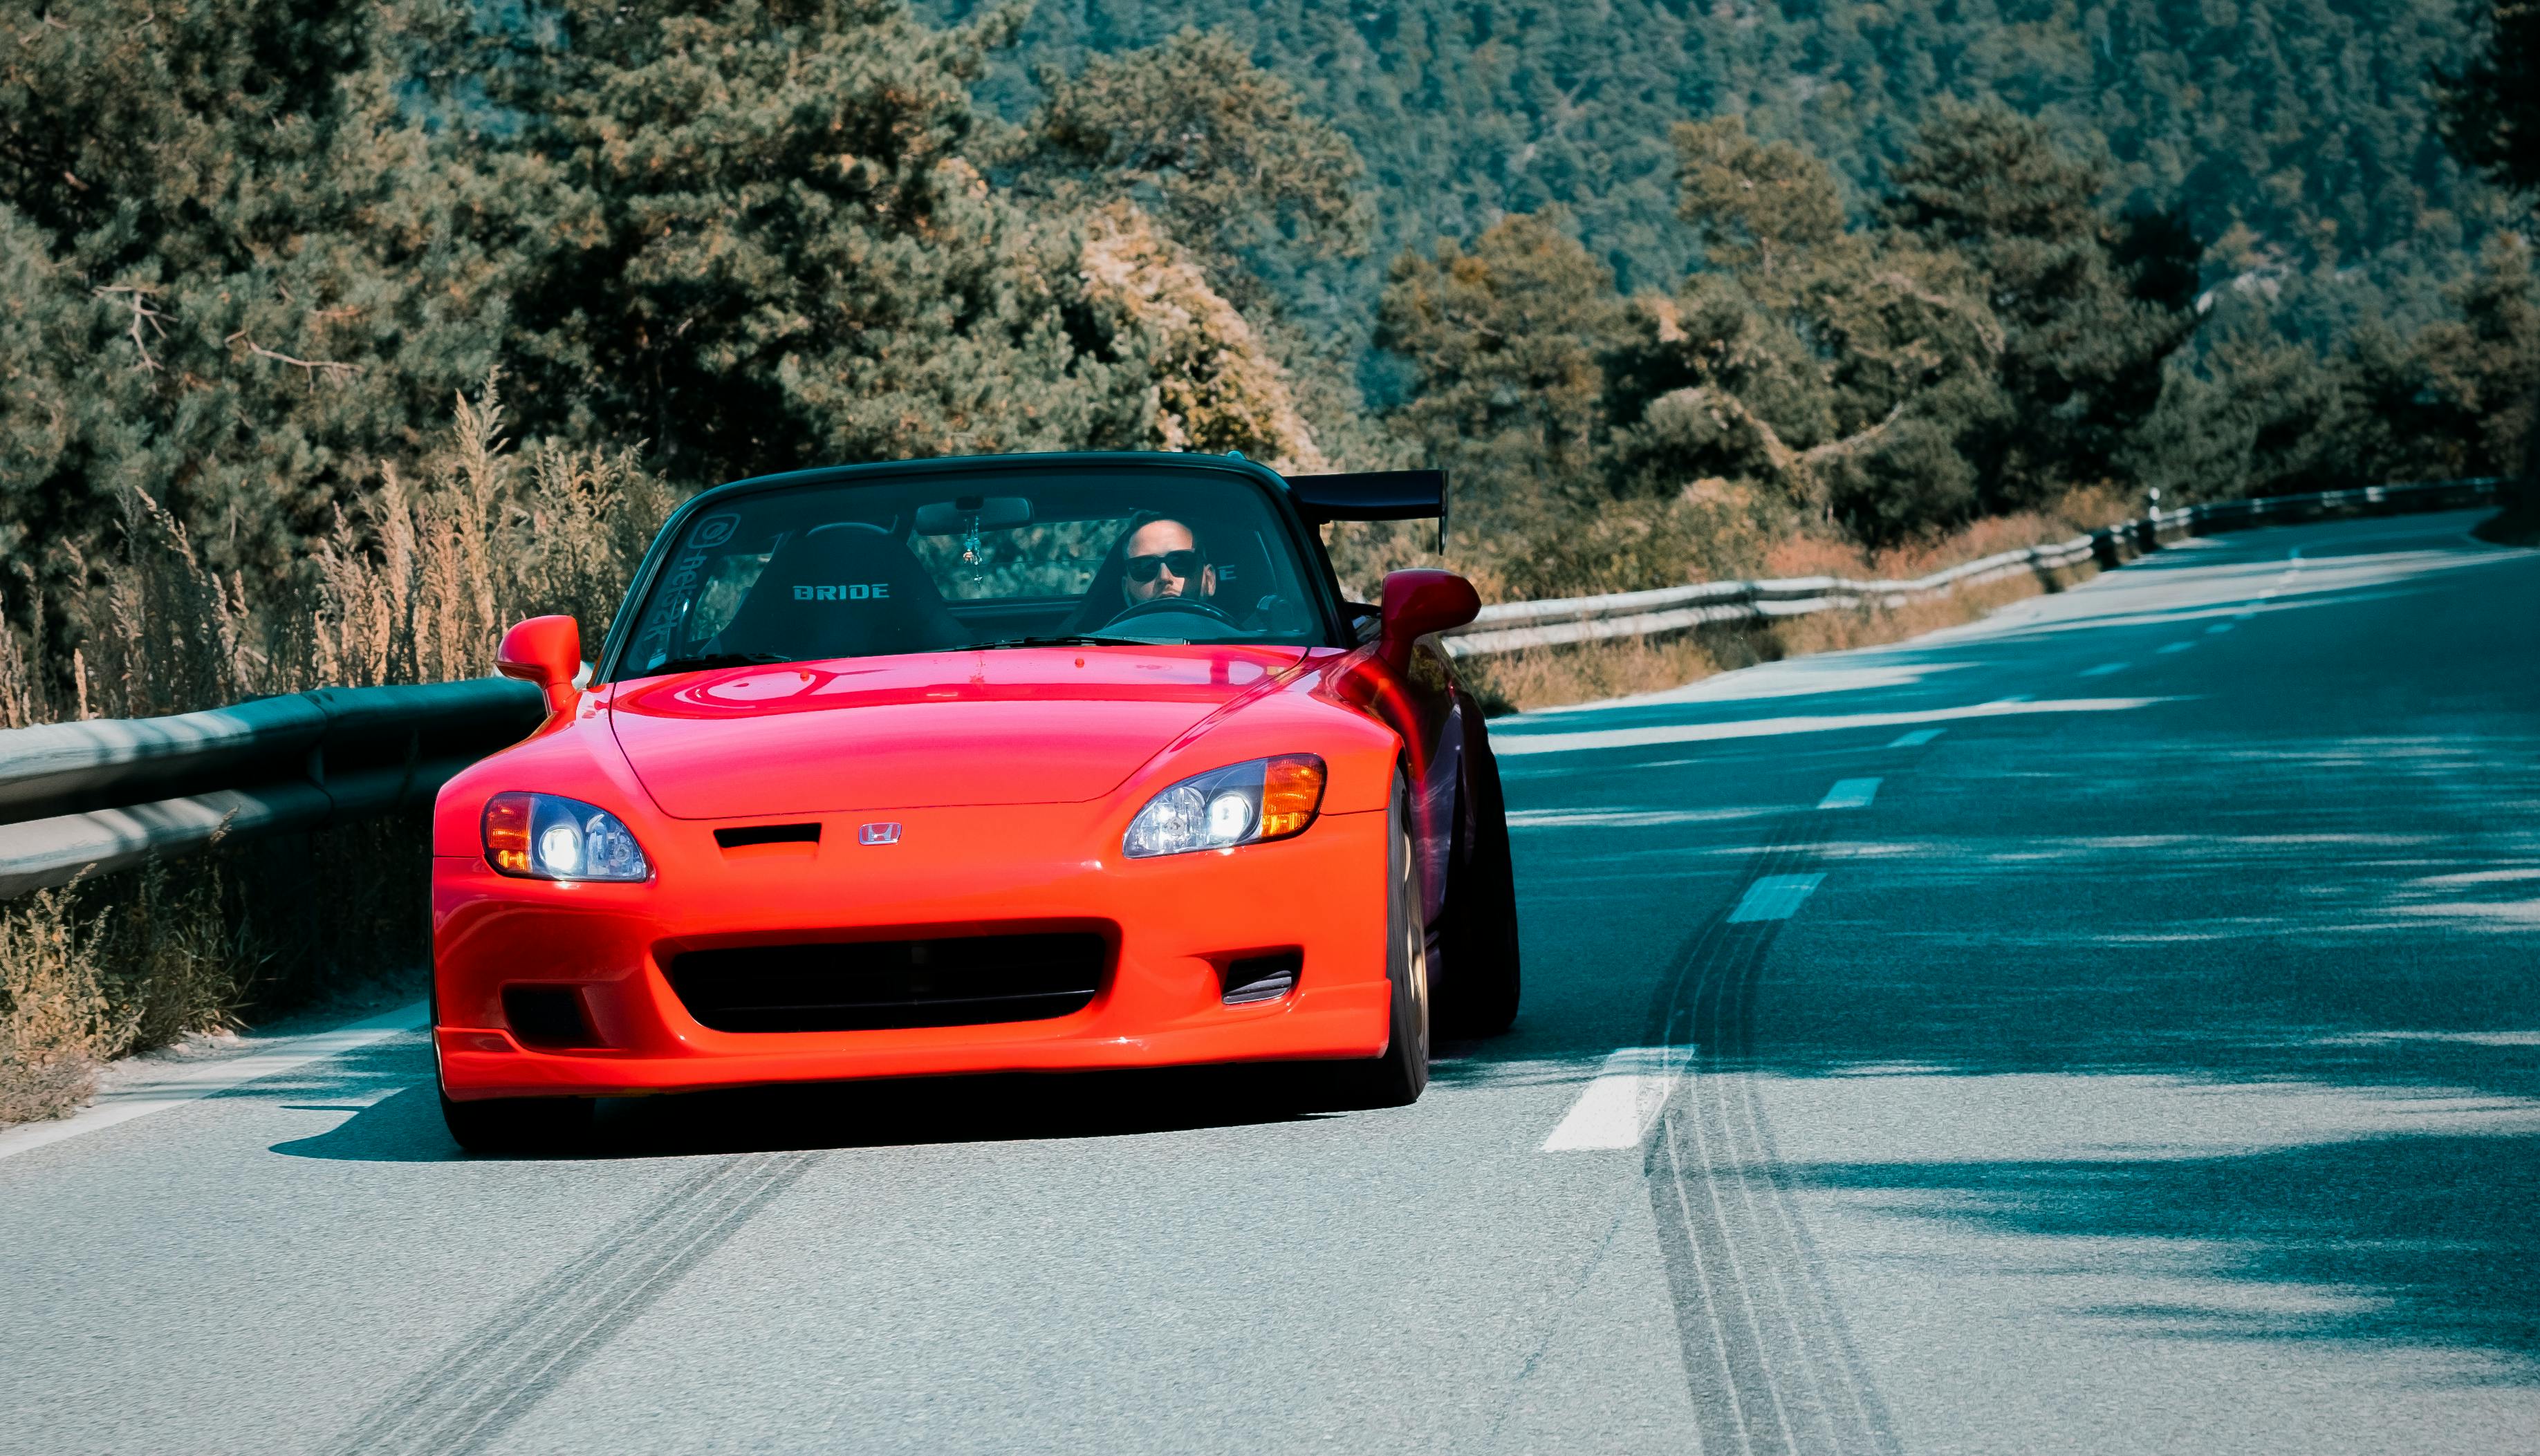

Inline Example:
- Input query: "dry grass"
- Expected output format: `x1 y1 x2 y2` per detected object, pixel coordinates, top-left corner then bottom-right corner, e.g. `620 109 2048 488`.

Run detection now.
1449 486 2124 713
1463 559 2097 714
0 885 113 1123
0 379 675 1126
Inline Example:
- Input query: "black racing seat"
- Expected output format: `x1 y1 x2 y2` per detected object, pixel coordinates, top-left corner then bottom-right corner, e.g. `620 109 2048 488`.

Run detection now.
1062 531 1138 634
716 523 968 660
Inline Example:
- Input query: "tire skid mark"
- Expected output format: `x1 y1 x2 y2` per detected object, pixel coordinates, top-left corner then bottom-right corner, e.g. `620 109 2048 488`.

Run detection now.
1644 818 1900 1455
327 1150 819 1456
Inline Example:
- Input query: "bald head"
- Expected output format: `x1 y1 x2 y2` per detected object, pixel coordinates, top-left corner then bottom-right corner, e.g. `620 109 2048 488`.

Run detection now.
1120 518 1216 605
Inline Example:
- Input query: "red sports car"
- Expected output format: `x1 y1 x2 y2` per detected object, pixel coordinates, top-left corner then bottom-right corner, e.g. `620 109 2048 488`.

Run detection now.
429 452 1521 1150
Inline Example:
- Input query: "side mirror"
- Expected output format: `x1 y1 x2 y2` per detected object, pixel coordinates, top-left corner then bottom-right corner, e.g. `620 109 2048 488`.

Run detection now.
1378 569 1481 671
497 615 583 716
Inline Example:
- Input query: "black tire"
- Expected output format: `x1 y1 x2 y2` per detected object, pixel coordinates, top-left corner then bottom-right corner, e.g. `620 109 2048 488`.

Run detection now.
1329 780 1431 1109
438 1088 594 1155
431 981 595 1154
1438 742 1522 1037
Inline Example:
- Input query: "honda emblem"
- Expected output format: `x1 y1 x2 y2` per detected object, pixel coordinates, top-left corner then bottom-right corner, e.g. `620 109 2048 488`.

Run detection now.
858 822 902 846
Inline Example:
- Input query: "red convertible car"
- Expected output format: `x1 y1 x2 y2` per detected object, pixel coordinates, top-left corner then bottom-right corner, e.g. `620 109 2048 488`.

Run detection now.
429 452 1521 1150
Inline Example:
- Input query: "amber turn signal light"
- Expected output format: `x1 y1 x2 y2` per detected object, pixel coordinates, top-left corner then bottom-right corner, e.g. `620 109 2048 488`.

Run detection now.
483 792 535 875
1259 754 1326 841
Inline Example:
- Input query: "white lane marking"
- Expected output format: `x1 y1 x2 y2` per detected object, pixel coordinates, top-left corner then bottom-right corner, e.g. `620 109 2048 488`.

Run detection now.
1817 778 1882 810
1542 1046 1690 1150
1887 728 1945 747
1727 873 1827 924
1510 807 1779 830
2158 640 2196 654
0 1001 425 1163
2079 662 2129 677
2206 622 2236 635
1492 697 2171 756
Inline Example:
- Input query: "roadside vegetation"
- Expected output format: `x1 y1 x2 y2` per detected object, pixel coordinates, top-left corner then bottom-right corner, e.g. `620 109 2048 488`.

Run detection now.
3 0 2537 1119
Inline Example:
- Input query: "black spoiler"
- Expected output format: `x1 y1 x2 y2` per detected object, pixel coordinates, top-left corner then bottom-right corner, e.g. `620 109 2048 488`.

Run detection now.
1281 469 1448 551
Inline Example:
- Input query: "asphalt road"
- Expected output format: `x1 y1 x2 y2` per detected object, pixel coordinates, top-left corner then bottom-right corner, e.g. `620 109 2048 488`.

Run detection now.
5 508 2537 1455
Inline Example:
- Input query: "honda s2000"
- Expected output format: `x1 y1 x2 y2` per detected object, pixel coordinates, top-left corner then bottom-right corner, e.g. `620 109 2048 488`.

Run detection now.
429 452 1521 1150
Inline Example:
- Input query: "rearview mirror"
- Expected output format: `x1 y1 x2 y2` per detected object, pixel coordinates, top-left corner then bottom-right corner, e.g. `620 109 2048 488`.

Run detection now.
1378 570 1480 671
497 615 583 716
912 496 1032 535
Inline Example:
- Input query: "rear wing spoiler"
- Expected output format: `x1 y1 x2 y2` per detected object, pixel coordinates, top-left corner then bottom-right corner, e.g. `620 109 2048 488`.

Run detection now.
1281 469 1448 552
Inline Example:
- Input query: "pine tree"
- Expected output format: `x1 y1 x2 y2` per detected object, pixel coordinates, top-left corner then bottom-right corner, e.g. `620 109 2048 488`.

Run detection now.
1884 104 2199 507
1606 118 2005 545
1375 210 1629 534
1013 28 1365 308
0 0 515 572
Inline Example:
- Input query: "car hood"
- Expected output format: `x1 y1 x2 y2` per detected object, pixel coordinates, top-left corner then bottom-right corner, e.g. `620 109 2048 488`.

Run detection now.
606 646 1313 819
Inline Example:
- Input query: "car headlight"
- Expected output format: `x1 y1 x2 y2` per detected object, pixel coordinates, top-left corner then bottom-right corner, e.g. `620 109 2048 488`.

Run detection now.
1123 755 1326 859
483 792 651 882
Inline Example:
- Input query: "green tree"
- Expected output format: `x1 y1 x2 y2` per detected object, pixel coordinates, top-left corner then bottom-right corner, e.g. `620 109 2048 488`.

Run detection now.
2445 0 2540 194
1013 28 1366 306
0 0 514 572
1672 118 1848 281
1883 104 2200 507
481 0 1158 484
2407 234 2540 476
1605 118 2004 544
2441 0 2540 509
1375 209 1630 534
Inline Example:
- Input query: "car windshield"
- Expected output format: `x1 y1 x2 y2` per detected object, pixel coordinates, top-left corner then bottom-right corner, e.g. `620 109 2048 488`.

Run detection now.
613 467 1331 678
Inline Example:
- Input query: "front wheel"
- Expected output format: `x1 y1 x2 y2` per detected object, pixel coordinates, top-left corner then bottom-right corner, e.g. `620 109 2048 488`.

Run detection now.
439 1090 595 1155
1328 780 1430 1109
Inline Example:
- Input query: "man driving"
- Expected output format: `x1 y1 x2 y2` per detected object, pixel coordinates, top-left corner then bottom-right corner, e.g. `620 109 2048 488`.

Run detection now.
1118 516 1216 608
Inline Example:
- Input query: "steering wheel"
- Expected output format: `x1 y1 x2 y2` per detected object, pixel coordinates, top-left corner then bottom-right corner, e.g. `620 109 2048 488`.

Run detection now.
1104 594 1242 630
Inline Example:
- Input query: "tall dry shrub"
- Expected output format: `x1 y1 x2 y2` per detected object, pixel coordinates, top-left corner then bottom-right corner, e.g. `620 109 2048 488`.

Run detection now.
313 380 674 688
0 384 670 1125
0 883 117 1123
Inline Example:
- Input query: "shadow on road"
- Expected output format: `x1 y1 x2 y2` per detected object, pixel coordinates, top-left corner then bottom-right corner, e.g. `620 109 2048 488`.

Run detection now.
270 1049 1337 1164
1806 1130 2540 1359
1459 510 2540 1365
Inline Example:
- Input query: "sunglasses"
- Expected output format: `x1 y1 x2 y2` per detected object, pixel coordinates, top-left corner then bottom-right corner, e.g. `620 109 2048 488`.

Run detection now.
1124 550 1206 584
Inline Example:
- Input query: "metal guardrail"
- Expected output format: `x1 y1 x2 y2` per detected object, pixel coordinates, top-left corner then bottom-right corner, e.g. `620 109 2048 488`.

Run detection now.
0 476 2506 898
0 678 544 898
1441 477 2504 658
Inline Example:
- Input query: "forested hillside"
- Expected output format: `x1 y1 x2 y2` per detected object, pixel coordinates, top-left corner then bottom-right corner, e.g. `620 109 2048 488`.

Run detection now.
1 0 2532 707
931 0 2505 336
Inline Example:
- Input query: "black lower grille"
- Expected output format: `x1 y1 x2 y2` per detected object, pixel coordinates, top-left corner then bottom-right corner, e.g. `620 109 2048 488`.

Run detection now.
667 932 1107 1034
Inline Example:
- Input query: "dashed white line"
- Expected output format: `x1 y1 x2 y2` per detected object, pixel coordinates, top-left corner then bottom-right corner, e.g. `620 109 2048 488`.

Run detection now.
1726 873 1827 924
2158 640 2197 654
1887 728 1945 748
1816 778 1881 810
1542 1046 1689 1150
2079 662 2129 678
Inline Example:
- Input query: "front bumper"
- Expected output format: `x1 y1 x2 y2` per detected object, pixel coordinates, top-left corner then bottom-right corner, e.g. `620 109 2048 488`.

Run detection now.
432 801 1391 1101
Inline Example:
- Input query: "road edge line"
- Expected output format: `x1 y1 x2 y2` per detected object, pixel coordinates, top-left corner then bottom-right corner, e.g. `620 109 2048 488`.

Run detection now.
0 999 426 1164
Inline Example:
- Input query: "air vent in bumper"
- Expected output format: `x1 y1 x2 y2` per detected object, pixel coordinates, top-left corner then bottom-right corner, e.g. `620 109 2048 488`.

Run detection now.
666 932 1108 1034
1222 951 1301 1005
